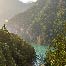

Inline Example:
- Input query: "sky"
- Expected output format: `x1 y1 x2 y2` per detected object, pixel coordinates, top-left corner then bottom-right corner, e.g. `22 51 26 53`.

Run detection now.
0 0 36 27
19 0 37 3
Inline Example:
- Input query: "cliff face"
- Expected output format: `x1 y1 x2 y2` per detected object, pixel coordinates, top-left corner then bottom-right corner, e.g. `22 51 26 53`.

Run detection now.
7 0 66 44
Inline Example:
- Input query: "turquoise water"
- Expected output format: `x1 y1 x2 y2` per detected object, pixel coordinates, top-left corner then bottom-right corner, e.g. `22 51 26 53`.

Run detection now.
31 44 49 66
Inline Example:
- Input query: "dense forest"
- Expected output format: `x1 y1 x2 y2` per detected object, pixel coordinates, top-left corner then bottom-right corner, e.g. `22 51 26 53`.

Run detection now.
0 25 35 66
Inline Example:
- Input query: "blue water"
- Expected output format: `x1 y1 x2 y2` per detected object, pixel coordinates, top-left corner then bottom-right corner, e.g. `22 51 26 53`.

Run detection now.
31 44 49 66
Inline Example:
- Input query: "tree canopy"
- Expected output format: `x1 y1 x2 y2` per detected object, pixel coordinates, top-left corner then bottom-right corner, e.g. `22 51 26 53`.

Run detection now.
0 25 36 66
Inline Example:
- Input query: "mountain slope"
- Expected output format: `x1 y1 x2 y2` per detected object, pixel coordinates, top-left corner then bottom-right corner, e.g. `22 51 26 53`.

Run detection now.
7 0 66 44
7 0 50 43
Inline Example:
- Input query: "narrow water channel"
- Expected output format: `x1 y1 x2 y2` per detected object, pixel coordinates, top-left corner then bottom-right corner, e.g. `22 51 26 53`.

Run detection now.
31 44 49 66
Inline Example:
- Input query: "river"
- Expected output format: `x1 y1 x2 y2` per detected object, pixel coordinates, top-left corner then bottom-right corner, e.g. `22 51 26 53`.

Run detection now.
31 44 49 66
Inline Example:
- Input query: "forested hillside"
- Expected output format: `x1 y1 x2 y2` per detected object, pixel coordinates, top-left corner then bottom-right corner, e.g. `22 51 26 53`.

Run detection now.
7 0 66 44
0 25 35 66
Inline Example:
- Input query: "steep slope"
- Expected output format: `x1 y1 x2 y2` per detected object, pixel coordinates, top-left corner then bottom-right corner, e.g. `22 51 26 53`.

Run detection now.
7 0 66 44
0 26 35 66
7 0 49 26
7 0 50 43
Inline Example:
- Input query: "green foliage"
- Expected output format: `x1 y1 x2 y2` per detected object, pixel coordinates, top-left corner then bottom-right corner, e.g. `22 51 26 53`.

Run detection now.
45 0 66 65
45 22 66 66
0 26 36 66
